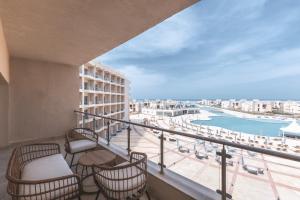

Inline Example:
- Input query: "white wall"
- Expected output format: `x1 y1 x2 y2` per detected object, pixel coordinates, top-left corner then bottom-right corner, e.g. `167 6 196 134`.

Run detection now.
0 18 9 147
8 57 79 144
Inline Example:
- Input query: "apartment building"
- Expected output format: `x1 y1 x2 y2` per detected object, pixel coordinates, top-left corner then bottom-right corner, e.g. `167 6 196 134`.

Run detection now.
129 100 142 113
279 101 300 114
220 99 272 113
79 62 129 137
251 100 272 113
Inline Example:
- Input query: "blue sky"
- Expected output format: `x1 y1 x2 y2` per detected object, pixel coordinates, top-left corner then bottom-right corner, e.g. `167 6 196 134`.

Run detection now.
95 0 300 100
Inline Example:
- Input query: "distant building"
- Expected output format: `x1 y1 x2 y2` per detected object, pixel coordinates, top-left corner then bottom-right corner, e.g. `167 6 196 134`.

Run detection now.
240 101 253 112
221 101 231 109
139 100 200 117
129 100 142 113
279 101 300 114
220 99 272 113
252 100 272 113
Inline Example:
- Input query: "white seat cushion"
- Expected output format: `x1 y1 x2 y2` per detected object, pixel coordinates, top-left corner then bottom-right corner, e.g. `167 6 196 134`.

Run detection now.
96 161 146 199
22 154 73 180
70 139 97 153
21 154 78 199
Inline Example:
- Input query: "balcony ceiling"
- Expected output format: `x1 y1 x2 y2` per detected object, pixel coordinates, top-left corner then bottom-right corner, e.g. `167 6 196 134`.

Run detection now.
0 0 198 66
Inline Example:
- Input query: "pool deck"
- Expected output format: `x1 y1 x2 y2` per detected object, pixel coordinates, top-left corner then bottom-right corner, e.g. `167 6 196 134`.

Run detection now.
111 123 300 200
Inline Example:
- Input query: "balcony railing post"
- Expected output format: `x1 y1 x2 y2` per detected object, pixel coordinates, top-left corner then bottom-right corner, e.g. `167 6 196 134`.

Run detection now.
106 121 110 145
82 114 86 128
76 113 78 128
159 131 165 174
127 125 131 155
216 145 232 200
93 117 96 132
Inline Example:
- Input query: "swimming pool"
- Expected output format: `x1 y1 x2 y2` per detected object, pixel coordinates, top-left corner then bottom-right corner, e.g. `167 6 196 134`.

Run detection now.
192 108 290 137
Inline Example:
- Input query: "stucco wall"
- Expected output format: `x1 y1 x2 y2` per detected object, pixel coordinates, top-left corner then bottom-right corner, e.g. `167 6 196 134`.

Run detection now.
0 84 8 147
0 18 9 148
9 57 79 143
0 18 9 83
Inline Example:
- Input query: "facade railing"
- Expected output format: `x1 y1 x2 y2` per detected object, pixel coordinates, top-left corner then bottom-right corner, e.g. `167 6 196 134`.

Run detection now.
74 110 300 200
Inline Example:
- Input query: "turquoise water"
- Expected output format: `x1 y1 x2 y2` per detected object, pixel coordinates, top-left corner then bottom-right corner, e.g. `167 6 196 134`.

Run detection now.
192 108 290 137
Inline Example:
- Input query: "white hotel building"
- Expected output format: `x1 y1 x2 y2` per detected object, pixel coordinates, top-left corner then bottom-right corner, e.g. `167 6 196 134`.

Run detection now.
279 101 300 114
221 99 272 113
79 62 129 138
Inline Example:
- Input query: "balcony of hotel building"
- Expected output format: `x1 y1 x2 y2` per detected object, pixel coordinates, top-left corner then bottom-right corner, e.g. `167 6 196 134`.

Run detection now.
2 1 300 200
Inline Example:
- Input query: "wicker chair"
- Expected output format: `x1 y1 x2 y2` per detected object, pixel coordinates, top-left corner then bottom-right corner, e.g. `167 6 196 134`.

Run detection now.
6 143 81 200
65 127 99 167
93 152 150 200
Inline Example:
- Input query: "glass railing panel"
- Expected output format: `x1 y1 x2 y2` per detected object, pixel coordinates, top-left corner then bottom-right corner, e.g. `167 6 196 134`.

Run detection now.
109 123 128 150
165 139 221 194
131 125 160 165
227 149 300 200
109 123 160 165
74 110 300 200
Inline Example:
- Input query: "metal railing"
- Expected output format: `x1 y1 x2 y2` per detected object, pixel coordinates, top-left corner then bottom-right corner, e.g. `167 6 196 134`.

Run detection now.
74 110 300 200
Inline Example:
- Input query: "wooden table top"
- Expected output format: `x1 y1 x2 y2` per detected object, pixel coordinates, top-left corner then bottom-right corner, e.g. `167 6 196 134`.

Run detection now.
78 150 116 167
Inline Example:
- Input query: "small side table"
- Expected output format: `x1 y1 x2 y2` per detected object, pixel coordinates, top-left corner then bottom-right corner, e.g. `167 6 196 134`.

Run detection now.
77 149 116 194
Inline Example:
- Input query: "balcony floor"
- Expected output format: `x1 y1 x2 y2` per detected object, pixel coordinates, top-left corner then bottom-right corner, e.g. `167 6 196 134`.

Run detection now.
0 137 152 200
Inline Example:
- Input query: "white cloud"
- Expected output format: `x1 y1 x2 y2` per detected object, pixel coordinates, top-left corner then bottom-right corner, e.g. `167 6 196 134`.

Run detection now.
94 0 300 99
191 48 300 87
98 6 201 62
117 65 167 97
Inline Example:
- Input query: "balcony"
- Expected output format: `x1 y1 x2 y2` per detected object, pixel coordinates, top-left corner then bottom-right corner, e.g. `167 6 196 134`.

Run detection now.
73 110 300 200
1 0 265 199
95 87 103 92
95 74 103 80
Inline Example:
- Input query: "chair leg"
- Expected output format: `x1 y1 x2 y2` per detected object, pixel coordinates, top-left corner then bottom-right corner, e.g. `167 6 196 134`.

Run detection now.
95 190 100 200
70 154 75 167
146 190 151 200
64 152 68 159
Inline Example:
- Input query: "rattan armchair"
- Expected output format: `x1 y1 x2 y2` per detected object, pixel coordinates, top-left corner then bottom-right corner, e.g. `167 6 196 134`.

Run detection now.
93 152 150 200
6 143 81 200
65 127 99 167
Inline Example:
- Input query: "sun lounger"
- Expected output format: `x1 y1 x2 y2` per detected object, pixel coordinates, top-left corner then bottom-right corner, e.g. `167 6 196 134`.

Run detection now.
168 136 177 142
215 156 234 166
195 151 208 160
247 151 257 157
243 165 264 175
205 145 213 153
178 145 190 153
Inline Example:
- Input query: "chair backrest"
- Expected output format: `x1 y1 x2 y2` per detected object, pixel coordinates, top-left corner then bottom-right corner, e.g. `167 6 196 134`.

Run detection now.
65 128 98 153
6 143 61 198
68 127 98 142
93 152 147 200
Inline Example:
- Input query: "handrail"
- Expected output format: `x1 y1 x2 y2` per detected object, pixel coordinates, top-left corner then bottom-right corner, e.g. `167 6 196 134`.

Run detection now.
74 110 300 162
